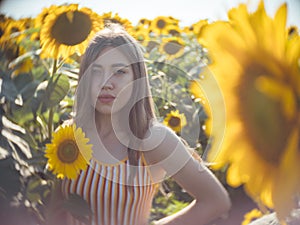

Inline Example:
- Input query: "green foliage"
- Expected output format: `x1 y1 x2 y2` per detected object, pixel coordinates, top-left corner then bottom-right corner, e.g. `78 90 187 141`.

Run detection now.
150 179 194 221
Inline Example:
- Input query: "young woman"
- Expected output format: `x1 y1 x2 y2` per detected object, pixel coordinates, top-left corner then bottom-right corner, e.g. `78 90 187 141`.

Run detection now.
61 23 231 225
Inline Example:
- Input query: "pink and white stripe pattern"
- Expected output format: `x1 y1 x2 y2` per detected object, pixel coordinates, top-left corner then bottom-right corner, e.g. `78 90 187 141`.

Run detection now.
62 155 159 225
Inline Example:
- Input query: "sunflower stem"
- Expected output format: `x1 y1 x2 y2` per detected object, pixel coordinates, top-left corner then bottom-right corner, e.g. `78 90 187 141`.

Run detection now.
51 59 58 76
47 59 58 140
48 108 54 140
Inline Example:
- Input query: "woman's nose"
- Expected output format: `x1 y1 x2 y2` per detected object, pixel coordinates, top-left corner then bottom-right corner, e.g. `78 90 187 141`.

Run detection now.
102 79 114 90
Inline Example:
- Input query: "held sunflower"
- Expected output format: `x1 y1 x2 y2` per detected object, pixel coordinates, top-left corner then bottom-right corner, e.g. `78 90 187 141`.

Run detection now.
39 4 103 59
45 124 93 179
199 1 300 221
163 110 187 133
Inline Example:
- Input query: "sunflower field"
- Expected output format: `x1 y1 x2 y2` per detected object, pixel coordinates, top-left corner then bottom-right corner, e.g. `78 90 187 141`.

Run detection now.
0 1 299 225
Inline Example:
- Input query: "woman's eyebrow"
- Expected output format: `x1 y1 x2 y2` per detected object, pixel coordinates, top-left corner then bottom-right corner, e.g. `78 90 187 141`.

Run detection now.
112 63 130 68
92 63 103 69
92 63 129 68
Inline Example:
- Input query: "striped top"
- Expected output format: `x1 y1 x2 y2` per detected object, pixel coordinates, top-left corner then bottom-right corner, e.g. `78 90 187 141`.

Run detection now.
62 154 159 225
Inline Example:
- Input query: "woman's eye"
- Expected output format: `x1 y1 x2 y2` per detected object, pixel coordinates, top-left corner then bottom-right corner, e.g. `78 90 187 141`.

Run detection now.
91 67 103 76
114 69 127 75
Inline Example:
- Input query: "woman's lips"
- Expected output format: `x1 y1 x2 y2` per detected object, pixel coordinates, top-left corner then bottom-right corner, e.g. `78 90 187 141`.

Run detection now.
98 94 115 103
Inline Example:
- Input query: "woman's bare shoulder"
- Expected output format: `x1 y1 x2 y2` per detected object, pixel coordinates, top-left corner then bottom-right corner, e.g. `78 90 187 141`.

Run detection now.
143 122 178 149
142 122 188 162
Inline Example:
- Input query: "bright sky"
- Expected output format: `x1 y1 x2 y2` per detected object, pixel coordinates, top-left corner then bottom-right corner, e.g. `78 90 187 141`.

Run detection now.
0 0 299 27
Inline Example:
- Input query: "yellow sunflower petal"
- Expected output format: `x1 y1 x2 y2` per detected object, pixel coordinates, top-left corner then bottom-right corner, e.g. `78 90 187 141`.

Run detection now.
45 124 93 179
40 4 103 59
197 1 300 219
242 208 263 225
273 127 300 221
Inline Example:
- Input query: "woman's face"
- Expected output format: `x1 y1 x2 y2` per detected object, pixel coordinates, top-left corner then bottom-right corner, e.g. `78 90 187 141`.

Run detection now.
89 47 135 115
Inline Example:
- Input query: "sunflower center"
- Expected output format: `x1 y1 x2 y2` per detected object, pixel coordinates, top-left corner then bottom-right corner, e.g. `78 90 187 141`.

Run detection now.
57 140 79 163
168 116 181 127
169 29 180 36
164 41 182 55
146 40 158 52
11 27 20 34
237 64 293 166
140 19 148 25
157 19 166 29
51 11 92 46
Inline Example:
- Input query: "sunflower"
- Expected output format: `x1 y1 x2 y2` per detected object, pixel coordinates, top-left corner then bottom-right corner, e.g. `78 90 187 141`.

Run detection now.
150 16 176 35
100 12 133 34
0 19 10 45
165 24 182 37
145 39 159 54
1 19 26 44
242 208 263 225
163 110 187 133
45 124 93 179
137 18 152 29
35 5 57 29
32 5 58 41
159 37 185 60
189 71 226 156
9 45 34 77
182 19 208 37
132 25 150 46
40 4 103 59
0 20 5 39
199 1 300 221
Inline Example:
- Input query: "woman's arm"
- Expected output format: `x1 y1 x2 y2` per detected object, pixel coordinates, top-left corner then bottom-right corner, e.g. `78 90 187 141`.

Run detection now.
143 124 231 225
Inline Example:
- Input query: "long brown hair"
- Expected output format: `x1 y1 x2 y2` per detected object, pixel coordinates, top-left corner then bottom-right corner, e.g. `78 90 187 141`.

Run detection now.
75 23 156 168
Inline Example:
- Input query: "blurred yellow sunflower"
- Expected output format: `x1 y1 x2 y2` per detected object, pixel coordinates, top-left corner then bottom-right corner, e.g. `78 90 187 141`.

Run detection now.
0 20 9 44
163 110 187 133
242 208 263 225
166 24 182 37
189 71 226 156
9 45 34 77
159 37 185 60
150 16 175 35
183 19 208 37
2 39 34 77
35 5 57 29
32 5 58 41
3 19 27 43
40 4 103 59
199 1 300 221
45 124 93 179
137 18 152 29
133 25 150 45
145 39 159 54
101 12 133 34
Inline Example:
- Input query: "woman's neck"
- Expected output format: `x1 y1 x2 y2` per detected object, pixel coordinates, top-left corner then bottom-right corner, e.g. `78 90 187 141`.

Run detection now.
94 111 127 139
95 113 113 136
93 112 129 162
